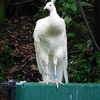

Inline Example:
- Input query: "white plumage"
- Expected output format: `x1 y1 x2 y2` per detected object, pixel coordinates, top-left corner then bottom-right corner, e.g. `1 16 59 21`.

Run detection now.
33 0 68 87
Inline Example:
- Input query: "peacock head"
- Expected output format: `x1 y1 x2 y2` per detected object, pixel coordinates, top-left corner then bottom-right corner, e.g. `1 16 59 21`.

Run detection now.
44 2 56 12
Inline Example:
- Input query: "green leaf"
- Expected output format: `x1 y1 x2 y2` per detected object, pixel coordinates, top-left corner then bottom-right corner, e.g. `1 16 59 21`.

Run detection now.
93 51 100 59
67 3 77 11
81 1 93 7
67 32 76 38
64 15 72 24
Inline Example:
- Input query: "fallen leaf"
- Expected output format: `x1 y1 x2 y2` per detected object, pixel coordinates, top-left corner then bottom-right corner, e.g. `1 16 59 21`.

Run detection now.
31 64 38 70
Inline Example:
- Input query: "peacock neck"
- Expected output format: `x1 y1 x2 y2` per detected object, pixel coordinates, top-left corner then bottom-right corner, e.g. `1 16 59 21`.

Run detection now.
48 10 62 32
50 10 59 17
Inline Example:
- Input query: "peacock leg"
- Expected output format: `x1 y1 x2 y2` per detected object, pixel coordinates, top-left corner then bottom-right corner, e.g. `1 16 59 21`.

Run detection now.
53 65 63 88
39 58 52 84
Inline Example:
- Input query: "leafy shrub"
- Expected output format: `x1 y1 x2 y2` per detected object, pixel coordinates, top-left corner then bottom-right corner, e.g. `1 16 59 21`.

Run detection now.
57 0 100 83
69 51 100 83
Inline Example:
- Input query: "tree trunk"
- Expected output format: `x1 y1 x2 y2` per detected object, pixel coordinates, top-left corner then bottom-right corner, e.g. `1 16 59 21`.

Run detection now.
0 0 5 31
94 0 100 48
0 0 5 22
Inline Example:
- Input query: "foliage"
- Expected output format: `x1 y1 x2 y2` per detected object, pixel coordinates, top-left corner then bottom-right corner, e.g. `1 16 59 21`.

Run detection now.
0 47 14 68
69 49 100 83
56 0 100 83
0 46 14 81
33 4 49 21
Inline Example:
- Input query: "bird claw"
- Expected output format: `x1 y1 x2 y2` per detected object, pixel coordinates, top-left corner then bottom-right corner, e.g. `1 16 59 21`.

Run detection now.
39 80 53 85
51 79 64 89
39 79 63 89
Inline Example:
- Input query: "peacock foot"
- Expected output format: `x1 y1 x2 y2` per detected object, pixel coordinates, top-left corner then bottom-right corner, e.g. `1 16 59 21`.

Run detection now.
51 79 64 89
39 80 53 85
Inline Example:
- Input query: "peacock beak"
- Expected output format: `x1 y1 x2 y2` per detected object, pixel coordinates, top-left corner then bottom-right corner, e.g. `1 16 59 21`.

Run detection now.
43 6 47 10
